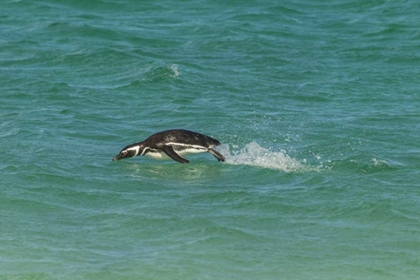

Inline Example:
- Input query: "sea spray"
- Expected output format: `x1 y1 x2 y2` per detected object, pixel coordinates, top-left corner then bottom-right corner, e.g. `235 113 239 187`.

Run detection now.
217 141 304 172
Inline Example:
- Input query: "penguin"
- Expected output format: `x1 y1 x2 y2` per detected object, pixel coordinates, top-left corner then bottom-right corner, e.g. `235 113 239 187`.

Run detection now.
112 129 225 164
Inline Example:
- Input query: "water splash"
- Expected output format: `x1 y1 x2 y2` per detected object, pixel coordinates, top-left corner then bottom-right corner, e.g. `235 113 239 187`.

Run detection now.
217 141 306 172
142 63 180 82
169 64 180 77
372 158 387 167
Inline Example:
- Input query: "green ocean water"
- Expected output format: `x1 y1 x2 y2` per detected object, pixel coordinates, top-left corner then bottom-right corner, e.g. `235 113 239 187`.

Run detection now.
1 0 420 279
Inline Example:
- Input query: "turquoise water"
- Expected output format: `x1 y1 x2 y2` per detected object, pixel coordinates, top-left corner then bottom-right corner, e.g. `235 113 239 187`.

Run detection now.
1 0 420 279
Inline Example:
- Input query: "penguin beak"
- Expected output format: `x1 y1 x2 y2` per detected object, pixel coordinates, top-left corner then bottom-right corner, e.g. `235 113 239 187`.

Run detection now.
113 146 139 161
112 149 131 161
112 150 127 161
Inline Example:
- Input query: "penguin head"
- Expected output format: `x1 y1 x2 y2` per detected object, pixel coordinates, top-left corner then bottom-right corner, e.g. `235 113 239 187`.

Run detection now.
112 143 144 161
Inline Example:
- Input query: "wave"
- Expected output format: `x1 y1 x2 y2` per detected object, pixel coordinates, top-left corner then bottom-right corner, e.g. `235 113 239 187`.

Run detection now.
217 141 308 172
140 63 180 82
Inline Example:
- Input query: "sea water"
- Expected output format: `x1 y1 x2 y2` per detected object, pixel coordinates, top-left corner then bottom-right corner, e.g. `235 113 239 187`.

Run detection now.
1 0 420 279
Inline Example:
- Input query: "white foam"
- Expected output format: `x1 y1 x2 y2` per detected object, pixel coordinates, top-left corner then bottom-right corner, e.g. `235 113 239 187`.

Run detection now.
372 158 387 167
169 64 180 77
217 141 305 172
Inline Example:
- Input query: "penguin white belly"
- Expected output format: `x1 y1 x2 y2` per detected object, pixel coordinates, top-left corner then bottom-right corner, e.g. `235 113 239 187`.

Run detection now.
176 147 207 155
144 150 170 160
144 145 207 160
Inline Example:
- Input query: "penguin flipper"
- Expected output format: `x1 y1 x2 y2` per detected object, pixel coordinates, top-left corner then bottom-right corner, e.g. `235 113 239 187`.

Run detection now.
162 145 190 164
208 148 225 162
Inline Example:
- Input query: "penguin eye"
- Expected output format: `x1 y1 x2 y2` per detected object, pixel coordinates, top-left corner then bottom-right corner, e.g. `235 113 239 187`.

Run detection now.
122 151 127 156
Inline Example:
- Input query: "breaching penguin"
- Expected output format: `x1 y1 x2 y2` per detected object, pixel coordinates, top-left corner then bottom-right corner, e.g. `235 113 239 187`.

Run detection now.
112 129 225 164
